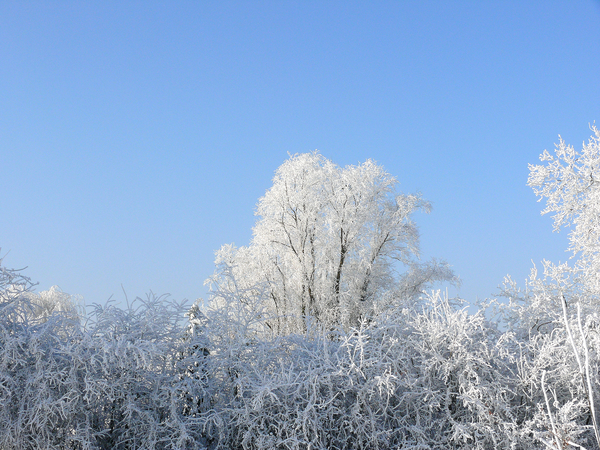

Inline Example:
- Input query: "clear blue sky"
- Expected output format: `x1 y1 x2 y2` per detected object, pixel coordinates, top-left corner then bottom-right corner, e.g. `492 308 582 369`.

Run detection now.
2 1 599 309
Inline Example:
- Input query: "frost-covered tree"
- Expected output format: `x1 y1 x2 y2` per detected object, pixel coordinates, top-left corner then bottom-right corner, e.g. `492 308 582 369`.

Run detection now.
528 125 600 296
492 125 600 449
207 152 456 334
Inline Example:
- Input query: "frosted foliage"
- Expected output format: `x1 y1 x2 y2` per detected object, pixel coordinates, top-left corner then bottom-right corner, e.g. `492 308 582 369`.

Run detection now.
19 285 81 325
528 125 600 295
207 152 456 334
494 265 600 449
201 290 586 449
0 265 208 450
7 255 600 449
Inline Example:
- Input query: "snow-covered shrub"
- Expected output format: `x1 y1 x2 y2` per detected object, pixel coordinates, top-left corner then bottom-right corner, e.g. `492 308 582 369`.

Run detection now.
0 261 209 450
200 290 527 449
72 294 207 450
497 265 600 449
384 293 525 449
0 265 82 449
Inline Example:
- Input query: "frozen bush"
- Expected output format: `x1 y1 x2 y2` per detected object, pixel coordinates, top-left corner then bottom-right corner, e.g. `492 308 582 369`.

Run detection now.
0 262 208 449
200 290 531 449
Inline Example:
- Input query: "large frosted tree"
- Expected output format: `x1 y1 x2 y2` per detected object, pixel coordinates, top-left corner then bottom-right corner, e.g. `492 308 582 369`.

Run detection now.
207 152 455 334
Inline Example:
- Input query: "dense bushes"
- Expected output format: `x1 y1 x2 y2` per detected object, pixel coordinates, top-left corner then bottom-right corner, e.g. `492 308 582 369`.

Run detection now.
0 265 208 450
2 264 598 449
202 293 518 449
198 288 598 450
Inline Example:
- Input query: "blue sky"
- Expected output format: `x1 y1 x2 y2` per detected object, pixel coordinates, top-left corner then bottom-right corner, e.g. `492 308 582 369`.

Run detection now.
1 1 599 309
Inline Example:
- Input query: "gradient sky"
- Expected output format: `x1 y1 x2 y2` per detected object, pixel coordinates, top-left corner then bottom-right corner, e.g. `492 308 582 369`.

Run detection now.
1 1 599 310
